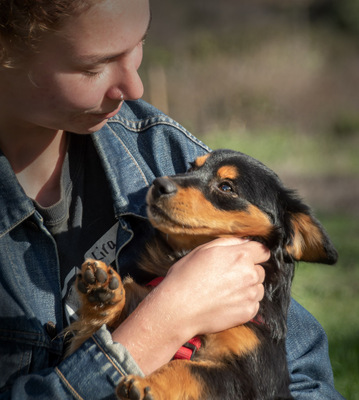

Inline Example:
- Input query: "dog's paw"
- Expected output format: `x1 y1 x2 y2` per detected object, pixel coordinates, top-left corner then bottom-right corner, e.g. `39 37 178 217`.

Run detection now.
117 376 154 400
77 259 122 306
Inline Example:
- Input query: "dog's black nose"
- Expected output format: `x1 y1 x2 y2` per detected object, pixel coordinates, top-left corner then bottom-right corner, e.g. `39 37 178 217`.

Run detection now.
152 177 177 198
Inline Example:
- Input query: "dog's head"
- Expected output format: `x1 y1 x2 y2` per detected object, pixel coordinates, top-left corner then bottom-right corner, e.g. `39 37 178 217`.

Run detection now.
146 149 337 265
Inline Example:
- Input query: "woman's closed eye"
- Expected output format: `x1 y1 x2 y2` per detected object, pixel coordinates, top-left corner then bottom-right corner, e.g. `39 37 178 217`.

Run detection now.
82 69 105 79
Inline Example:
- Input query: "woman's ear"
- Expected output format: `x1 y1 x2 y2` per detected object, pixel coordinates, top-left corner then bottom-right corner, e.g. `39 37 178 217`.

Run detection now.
285 212 338 265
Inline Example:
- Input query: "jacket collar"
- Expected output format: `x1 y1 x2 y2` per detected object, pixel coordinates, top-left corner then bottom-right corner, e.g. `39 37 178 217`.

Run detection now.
91 120 151 219
0 123 150 238
0 152 35 238
0 100 174 235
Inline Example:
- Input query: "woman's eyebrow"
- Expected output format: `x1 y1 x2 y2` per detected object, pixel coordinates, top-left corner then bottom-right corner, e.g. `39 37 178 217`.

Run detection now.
76 11 152 66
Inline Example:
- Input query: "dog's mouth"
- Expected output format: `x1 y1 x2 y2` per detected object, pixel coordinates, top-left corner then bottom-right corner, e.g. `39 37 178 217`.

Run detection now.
147 203 222 251
147 204 177 225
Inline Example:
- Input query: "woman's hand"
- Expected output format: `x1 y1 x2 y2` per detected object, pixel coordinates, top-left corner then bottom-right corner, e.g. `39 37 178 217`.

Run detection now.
112 237 269 375
164 237 268 336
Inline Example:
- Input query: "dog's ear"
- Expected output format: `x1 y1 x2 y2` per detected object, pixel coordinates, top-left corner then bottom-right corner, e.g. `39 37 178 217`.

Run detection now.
285 210 338 265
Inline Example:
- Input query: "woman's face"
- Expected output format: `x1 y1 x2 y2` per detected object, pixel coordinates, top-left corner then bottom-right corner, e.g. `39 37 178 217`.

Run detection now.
0 0 150 134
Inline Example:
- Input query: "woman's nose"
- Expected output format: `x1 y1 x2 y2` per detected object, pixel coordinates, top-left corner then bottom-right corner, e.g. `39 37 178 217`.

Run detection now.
106 48 144 101
106 69 144 101
121 68 144 101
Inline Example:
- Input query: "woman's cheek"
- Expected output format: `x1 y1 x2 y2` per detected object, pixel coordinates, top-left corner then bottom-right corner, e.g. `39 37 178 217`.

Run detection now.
52 72 110 110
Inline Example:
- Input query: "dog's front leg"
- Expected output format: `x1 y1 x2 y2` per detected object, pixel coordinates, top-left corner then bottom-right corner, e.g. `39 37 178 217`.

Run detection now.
68 259 126 353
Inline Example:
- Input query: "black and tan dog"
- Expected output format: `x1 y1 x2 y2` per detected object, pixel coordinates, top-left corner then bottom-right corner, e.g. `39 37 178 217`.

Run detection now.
70 149 337 400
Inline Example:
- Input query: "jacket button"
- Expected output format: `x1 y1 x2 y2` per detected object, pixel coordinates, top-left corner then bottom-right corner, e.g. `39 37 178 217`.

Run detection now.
46 321 57 340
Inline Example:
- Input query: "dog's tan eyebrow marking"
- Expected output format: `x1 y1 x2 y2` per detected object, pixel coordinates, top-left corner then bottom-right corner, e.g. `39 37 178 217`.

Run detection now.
217 165 239 180
194 154 210 168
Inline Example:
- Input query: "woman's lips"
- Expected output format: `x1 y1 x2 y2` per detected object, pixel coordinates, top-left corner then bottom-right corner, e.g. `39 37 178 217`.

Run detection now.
92 102 123 119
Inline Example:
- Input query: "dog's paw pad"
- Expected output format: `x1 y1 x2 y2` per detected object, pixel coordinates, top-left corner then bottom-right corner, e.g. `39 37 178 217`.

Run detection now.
117 377 154 400
109 276 120 290
95 267 107 283
87 288 114 303
77 259 122 306
83 267 96 284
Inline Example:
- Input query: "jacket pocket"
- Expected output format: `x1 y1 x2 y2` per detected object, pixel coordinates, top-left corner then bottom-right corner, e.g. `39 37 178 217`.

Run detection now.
0 327 63 393
0 339 33 392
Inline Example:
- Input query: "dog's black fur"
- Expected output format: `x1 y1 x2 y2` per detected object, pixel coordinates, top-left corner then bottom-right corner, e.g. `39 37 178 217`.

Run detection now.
71 149 338 400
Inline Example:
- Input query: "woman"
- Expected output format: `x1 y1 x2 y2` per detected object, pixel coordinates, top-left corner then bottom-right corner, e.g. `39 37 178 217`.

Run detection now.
0 0 343 398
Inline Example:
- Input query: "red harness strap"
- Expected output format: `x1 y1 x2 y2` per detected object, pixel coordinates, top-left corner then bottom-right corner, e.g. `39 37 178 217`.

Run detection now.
146 277 165 288
146 277 202 360
173 336 202 360
145 276 165 288
251 314 265 326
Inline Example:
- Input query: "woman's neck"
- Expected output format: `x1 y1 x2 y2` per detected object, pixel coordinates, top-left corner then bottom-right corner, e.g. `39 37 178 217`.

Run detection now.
0 126 68 207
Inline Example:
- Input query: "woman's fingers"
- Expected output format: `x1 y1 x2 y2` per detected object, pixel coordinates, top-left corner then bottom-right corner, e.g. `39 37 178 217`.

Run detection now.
163 238 270 336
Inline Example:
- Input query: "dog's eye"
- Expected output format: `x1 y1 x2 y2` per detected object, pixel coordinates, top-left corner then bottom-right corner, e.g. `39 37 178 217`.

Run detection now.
218 182 233 192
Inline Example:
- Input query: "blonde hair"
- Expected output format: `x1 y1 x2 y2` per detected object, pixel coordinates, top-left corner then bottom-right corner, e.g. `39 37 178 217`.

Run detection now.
0 0 95 68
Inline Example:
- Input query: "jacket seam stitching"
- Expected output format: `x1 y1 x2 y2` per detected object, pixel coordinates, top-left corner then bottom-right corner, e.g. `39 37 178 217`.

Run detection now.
17 348 26 380
110 114 174 130
55 367 85 400
113 119 210 152
111 118 189 134
91 335 126 377
0 210 35 238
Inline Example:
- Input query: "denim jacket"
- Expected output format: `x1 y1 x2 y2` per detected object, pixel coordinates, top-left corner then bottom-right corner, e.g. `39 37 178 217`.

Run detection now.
0 100 344 399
